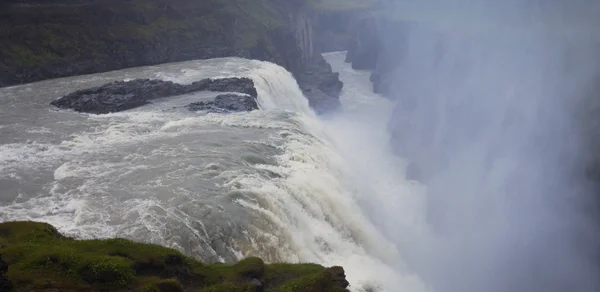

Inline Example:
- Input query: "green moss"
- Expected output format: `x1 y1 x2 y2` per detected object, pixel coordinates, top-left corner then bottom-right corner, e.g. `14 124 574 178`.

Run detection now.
272 273 342 292
234 0 285 29
139 278 184 292
4 45 45 67
0 221 347 292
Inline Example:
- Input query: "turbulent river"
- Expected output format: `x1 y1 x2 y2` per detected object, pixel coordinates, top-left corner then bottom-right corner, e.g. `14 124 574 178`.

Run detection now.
0 52 428 291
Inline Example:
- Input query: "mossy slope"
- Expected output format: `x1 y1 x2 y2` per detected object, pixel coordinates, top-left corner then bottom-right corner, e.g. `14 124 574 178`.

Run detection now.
0 0 303 86
0 221 349 292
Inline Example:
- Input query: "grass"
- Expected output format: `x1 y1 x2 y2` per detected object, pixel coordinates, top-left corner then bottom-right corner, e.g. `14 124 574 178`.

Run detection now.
0 221 348 292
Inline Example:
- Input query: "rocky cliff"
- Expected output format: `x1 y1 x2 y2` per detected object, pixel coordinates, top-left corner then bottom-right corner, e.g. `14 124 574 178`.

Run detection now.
0 0 342 112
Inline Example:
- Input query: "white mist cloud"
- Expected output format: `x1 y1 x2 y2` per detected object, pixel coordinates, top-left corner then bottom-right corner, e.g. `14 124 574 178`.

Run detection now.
380 1 600 292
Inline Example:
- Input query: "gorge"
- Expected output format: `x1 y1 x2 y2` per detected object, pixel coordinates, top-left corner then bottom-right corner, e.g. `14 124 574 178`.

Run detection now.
1 0 600 291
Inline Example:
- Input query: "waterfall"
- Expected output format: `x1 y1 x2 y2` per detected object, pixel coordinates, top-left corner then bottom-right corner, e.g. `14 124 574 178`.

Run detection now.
378 3 600 291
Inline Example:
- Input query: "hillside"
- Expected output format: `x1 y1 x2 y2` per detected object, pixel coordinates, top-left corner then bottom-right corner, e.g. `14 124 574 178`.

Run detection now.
0 0 343 112
0 221 350 291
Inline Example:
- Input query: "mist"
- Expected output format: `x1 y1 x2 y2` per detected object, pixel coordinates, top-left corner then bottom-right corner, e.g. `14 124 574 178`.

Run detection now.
367 1 600 291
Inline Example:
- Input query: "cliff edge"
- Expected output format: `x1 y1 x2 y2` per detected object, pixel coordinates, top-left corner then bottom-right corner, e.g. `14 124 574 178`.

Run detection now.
0 221 350 292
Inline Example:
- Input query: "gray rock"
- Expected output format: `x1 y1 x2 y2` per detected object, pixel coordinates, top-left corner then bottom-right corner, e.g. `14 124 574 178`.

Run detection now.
51 77 257 114
187 94 258 113
189 78 257 98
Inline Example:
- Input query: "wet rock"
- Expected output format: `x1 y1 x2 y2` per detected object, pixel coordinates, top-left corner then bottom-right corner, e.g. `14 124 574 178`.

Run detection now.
51 79 186 114
301 86 341 115
213 94 258 112
188 78 257 98
51 78 257 114
187 94 258 113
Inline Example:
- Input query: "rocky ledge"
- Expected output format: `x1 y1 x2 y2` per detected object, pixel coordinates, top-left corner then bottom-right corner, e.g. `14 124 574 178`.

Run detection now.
50 78 257 114
187 94 259 113
0 221 349 291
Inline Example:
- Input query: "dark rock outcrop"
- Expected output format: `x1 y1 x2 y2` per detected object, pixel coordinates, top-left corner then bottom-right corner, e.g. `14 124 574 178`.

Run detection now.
187 94 258 113
51 77 257 114
189 78 258 98
51 79 187 114
327 266 350 290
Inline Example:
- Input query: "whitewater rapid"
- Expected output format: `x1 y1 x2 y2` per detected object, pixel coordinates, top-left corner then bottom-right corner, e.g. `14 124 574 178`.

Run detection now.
0 52 430 291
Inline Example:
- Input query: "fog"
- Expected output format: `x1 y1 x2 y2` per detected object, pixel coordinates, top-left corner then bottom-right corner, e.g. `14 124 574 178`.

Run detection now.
375 1 600 291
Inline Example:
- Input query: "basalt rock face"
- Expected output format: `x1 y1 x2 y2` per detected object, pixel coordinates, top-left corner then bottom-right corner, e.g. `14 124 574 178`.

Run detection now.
296 55 343 114
313 10 357 53
0 0 342 113
345 15 409 98
51 77 257 114
345 18 381 71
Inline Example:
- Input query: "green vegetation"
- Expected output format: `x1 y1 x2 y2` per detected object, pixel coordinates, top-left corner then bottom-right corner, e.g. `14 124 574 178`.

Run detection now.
0 221 348 292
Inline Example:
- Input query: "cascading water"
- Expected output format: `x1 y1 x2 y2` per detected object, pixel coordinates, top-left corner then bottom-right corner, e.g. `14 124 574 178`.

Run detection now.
365 1 600 292
2 4 600 290
0 55 424 291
